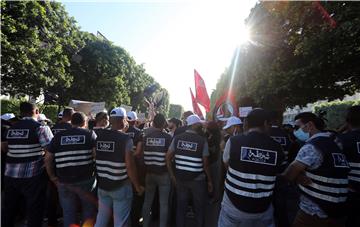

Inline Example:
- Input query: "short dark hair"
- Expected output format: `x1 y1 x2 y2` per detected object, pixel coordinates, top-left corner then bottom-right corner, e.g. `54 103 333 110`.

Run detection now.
169 117 182 128
346 105 360 127
20 102 37 116
95 112 108 123
182 111 194 119
153 114 167 128
294 112 325 131
62 107 74 119
246 108 269 128
71 112 87 126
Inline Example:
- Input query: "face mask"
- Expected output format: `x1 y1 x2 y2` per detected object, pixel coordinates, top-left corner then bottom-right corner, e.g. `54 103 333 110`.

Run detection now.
293 128 309 142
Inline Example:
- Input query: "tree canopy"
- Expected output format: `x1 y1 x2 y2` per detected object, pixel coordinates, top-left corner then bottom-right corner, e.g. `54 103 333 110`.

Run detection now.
212 1 360 111
1 1 169 112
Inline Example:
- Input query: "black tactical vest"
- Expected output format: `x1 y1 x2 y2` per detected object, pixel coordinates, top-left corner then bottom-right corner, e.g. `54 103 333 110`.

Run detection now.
52 127 95 183
268 126 291 167
95 129 129 190
143 129 172 174
338 129 360 192
299 136 350 218
6 119 44 163
126 125 142 150
51 122 72 135
225 131 283 213
173 131 205 180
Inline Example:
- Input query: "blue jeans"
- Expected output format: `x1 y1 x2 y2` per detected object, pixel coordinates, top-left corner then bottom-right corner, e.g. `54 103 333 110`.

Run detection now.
142 172 171 227
176 179 207 227
218 194 274 227
95 182 133 227
58 178 97 227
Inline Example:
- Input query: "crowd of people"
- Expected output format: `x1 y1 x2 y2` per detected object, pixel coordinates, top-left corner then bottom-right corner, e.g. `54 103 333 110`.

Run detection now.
1 101 360 227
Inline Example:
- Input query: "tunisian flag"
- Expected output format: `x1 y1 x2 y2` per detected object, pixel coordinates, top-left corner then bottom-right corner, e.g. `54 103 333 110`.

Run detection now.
194 69 210 112
190 88 204 119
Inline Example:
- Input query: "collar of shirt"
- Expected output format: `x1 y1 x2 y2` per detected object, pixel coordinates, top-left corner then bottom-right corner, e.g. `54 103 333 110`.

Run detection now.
185 129 197 134
22 117 37 121
306 132 332 142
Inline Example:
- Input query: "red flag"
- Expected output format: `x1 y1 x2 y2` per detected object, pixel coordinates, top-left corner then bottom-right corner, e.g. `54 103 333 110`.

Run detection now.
190 88 204 119
194 69 210 112
213 90 238 120
314 1 336 28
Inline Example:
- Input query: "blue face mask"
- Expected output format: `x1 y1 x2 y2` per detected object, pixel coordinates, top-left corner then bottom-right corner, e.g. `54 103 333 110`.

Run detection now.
293 128 310 142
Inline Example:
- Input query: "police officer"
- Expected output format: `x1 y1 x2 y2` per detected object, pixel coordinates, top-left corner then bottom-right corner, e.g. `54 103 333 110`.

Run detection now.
173 111 194 137
140 114 172 227
283 112 349 227
126 111 145 227
166 114 213 227
218 108 284 227
51 108 74 135
48 107 74 227
94 107 144 227
268 110 292 227
45 112 97 227
223 116 243 142
2 102 53 227
93 111 109 132
336 106 360 227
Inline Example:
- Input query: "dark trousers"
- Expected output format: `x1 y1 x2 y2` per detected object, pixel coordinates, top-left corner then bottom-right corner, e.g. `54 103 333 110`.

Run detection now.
2 173 48 227
292 210 345 227
274 178 291 227
346 192 360 227
176 179 206 227
47 180 60 226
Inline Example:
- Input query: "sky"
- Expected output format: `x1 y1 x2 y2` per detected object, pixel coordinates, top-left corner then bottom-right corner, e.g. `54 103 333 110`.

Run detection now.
61 0 257 110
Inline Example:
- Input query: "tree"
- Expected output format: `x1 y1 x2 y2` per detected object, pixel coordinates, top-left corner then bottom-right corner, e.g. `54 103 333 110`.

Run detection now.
168 104 184 119
1 1 84 97
63 37 131 107
212 1 360 112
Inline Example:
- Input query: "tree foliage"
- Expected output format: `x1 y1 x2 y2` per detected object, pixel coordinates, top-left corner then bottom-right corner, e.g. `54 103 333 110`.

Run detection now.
212 1 360 111
1 1 84 97
1 1 169 112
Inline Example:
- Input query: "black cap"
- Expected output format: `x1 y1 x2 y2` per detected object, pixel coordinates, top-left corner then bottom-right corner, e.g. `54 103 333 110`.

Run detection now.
246 108 269 128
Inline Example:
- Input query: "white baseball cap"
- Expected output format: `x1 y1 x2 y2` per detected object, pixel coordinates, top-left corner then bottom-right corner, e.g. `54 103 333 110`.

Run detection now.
223 116 242 130
186 114 204 126
1 113 15 121
110 107 127 117
127 111 138 121
38 114 49 122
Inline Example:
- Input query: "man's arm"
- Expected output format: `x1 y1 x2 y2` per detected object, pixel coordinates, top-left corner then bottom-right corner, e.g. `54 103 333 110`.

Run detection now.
1 141 8 153
282 159 313 186
125 139 144 195
134 141 143 158
202 141 213 193
45 151 59 185
203 156 213 193
222 140 231 169
166 151 176 185
166 140 176 185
